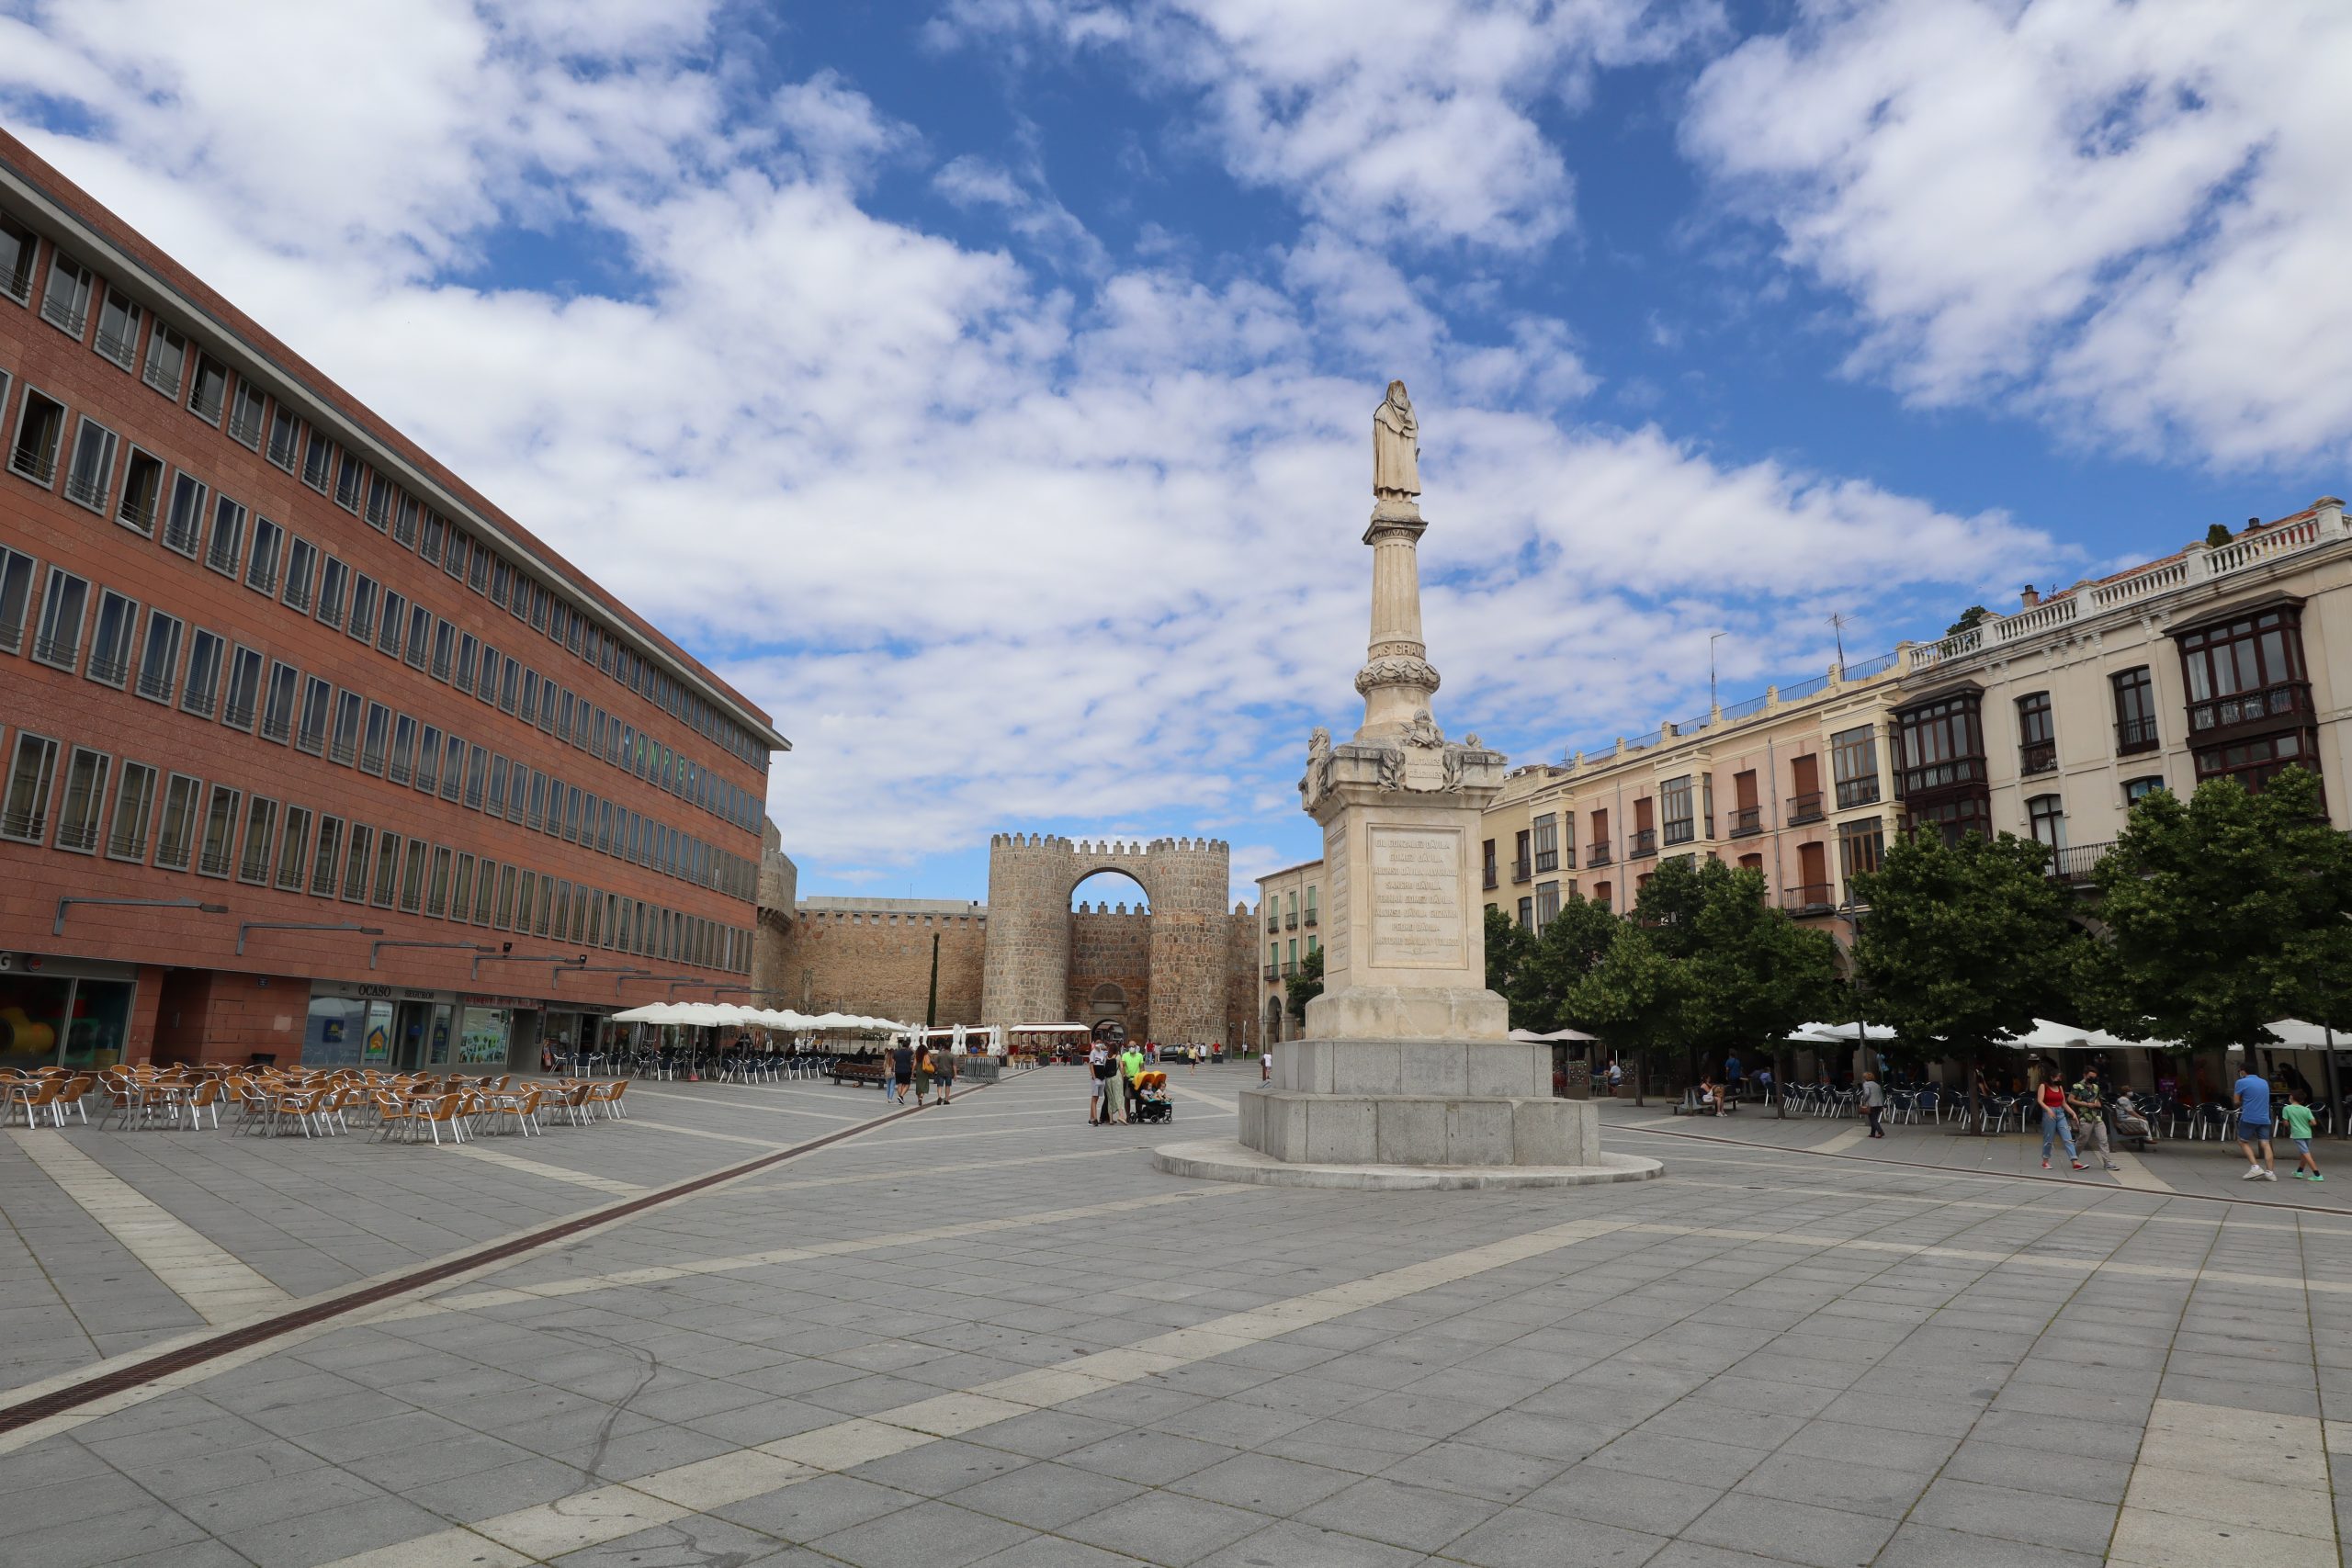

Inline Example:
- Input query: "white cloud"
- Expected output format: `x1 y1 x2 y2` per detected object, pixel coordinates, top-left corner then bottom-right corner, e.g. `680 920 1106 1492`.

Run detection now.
1683 0 2352 467
936 0 1723 250
1 0 2046 903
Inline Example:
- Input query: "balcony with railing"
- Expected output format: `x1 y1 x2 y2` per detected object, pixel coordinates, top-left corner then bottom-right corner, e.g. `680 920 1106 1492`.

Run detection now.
2 807 49 840
198 846 233 877
2019 739 2056 776
1834 777 1881 810
95 324 137 367
222 700 255 730
1284 911 1297 929
40 295 86 337
1587 841 1611 867
2048 840 2113 885
261 712 291 743
329 738 356 766
1781 883 1835 914
9 442 57 484
1482 865 1498 890
85 652 130 687
2116 716 2159 755
63 470 108 510
1303 908 1317 927
227 406 265 446
1266 912 1279 932
1628 829 1657 860
1728 807 1761 838
1511 858 1533 884
1282 959 1297 978
1263 963 1277 981
2188 680 2311 740
1786 792 1825 825
1662 820 1695 847
55 818 99 853
119 493 157 534
32 633 80 670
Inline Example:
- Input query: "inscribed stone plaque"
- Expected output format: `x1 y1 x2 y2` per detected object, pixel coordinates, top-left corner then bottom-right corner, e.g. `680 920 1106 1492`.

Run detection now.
1323 818 1350 972
1368 824 1463 969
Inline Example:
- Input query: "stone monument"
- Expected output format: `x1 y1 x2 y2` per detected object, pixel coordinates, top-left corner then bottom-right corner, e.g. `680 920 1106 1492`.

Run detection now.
1159 381 1657 1188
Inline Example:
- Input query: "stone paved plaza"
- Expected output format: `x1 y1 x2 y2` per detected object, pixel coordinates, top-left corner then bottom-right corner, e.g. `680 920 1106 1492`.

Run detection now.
2 1065 2347 1567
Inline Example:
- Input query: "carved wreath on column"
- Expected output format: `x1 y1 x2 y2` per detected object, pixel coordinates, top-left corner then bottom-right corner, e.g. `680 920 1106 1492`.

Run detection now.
1353 655 1441 697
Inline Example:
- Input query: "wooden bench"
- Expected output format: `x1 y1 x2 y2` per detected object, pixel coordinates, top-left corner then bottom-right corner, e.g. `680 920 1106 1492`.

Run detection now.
828 1059 889 1089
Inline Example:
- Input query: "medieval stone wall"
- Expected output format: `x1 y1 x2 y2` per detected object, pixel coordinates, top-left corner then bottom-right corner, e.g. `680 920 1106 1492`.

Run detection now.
1067 907 1153 1039
762 901 988 1025
1224 905 1261 1049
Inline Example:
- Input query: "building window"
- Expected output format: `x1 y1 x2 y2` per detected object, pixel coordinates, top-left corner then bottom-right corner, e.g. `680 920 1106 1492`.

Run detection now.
334 451 365 512
415 725 443 793
281 536 317 612
40 252 94 337
266 406 301 470
196 784 241 877
180 629 224 717
243 517 284 596
2109 666 2159 754
431 620 455 681
1837 817 1883 885
453 854 477 922
311 818 344 897
142 321 189 399
348 574 379 645
186 353 231 425
226 378 266 447
392 494 419 549
220 645 264 730
389 714 416 784
204 495 248 577
330 690 363 765
443 736 467 803
92 288 141 368
260 662 298 743
153 773 202 871
2179 608 2309 735
107 762 157 863
316 557 348 628
400 840 427 913
52 748 109 853
427 847 452 917
0 546 31 657
9 387 67 486
2123 774 2166 806
1831 725 1880 808
404 604 431 669
0 211 37 303
117 448 163 535
1907 793 1989 846
463 745 487 809
31 567 90 671
276 806 312 891
1535 880 1561 930
373 832 401 908
78 588 135 690
366 472 396 531
134 610 182 703
62 416 119 512
294 676 331 754
2017 693 2055 775
1516 896 1533 928
1659 777 1695 846
238 796 278 884
343 826 375 903
360 703 390 774
2194 731 2314 795
1532 812 1559 871
159 472 206 557
2026 793 2066 851
376 590 405 657
1896 691 1985 795
300 428 334 492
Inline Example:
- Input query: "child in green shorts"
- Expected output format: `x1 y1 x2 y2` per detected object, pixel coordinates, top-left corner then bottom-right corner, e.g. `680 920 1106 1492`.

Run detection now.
2282 1092 2322 1181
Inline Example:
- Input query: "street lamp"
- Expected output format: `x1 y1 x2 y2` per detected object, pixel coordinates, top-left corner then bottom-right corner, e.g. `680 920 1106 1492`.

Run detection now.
54 896 228 936
371 940 495 970
237 920 381 956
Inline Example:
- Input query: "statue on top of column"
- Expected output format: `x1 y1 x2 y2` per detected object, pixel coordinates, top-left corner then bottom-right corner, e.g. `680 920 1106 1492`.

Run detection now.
1373 379 1419 503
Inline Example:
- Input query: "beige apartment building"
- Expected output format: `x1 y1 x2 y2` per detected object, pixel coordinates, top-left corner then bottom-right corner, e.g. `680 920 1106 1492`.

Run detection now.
1259 495 2350 1036
1254 859 1322 1044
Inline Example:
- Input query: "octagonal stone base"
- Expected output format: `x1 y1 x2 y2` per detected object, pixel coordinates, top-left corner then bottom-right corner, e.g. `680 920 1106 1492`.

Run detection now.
1239 1083 1605 1167
1154 1138 1662 1191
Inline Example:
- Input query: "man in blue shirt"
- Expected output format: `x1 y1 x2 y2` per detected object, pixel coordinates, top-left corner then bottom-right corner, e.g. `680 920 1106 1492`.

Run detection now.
1724 1053 1743 1103
2234 1063 2277 1181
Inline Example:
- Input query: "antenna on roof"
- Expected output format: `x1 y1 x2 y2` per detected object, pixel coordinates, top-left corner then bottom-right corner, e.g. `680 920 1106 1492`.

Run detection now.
1826 611 1850 670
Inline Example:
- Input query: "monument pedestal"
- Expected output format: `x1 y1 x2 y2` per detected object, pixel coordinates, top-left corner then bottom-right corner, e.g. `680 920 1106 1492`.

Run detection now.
1155 380 1658 1191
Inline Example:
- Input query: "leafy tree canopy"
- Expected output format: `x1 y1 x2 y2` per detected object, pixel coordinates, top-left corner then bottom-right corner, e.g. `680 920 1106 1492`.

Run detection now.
1286 943 1324 1021
2091 767 2352 1050
1944 605 1990 638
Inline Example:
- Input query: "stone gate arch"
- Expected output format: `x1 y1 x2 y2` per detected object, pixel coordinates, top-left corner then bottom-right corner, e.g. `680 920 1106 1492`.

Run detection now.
979 833 1231 1043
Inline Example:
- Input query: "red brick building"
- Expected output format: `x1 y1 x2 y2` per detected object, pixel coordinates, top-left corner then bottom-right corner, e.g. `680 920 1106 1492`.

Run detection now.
0 131 786 1072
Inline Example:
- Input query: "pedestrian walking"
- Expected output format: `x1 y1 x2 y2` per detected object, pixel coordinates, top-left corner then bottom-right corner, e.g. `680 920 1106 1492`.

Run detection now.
2283 1090 2322 1181
1089 1039 1117 1124
890 1039 915 1108
1120 1043 1147 1122
936 1046 956 1106
2235 1061 2278 1180
913 1045 933 1108
1261 1048 1272 1083
1861 1071 1885 1138
2068 1067 2121 1172
2037 1072 2086 1170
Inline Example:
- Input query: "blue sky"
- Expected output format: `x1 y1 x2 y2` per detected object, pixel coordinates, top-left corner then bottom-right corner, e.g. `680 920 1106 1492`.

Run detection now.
6 0 2346 907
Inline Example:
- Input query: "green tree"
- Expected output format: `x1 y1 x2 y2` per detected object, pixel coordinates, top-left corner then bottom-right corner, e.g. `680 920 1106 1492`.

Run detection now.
2203 521 2233 548
1624 855 1839 1085
1509 894 1618 1032
1484 905 1533 1004
1286 944 1324 1022
2091 767 2352 1051
1566 921 1681 1105
1944 605 1990 638
1849 827 2081 1130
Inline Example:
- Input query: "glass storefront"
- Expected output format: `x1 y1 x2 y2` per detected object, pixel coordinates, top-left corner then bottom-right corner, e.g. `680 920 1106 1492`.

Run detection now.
458 1006 511 1066
0 971 136 1071
304 993 394 1067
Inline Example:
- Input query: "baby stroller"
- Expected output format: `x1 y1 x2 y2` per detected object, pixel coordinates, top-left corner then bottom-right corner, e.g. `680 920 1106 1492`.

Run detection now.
1132 1070 1174 1124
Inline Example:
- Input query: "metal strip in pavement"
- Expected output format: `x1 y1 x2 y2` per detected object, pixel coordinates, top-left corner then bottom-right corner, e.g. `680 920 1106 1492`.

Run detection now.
0 1071 1027 1439
6 1129 291 1325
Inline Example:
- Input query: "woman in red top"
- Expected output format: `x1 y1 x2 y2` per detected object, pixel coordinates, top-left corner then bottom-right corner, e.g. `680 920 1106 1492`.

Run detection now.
2037 1071 2086 1170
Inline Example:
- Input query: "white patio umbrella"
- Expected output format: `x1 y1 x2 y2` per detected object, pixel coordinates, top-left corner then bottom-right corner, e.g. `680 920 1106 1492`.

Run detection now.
612 1002 683 1024
2266 1019 2345 1050
1509 1027 1599 1043
1787 1021 1897 1043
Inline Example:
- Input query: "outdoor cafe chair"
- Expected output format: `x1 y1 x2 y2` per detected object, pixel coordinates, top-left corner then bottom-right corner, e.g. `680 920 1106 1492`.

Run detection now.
5 1077 63 1130
481 1086 544 1137
370 1093 420 1143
